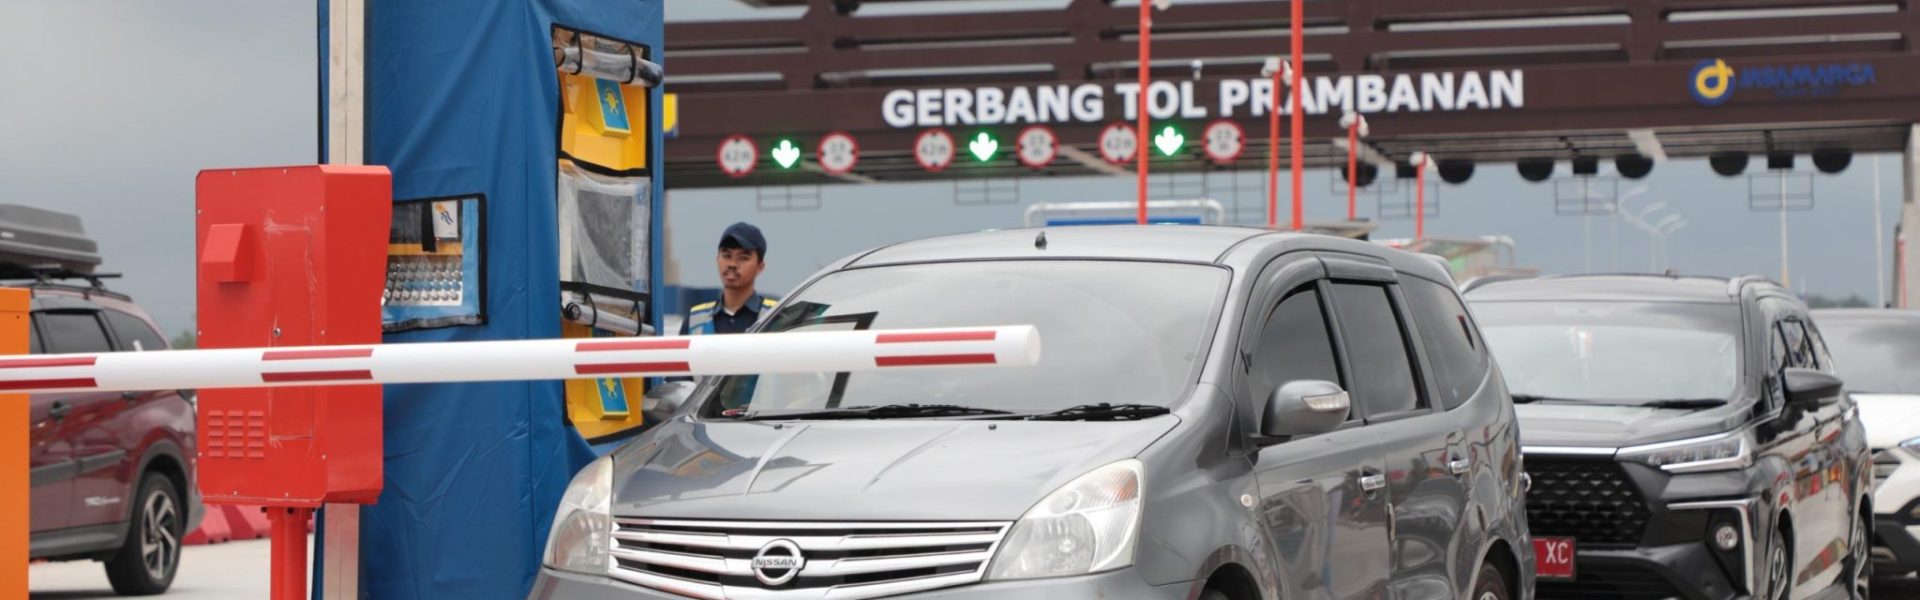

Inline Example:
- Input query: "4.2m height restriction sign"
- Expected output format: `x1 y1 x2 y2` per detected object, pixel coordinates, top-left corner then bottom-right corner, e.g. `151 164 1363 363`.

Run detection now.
818 132 860 175
915 129 955 173
716 135 758 178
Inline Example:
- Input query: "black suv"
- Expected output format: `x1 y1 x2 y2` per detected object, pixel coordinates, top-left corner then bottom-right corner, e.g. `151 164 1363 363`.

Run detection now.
1465 275 1871 600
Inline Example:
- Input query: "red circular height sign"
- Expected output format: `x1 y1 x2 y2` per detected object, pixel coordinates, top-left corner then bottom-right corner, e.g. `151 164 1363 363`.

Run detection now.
915 129 956 173
818 132 860 175
716 135 758 178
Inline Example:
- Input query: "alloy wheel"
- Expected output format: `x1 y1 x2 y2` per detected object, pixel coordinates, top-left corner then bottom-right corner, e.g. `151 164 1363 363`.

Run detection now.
140 491 179 581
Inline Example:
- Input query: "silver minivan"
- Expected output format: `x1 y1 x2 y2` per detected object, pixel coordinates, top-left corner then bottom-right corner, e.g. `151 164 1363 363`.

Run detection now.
530 226 1534 600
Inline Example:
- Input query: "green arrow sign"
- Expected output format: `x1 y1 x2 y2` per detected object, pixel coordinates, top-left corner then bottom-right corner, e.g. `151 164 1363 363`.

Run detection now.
1154 126 1185 157
771 139 801 169
969 133 999 162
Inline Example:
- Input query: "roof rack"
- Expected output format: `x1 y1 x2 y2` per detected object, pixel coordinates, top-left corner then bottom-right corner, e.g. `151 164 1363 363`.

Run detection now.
0 264 123 291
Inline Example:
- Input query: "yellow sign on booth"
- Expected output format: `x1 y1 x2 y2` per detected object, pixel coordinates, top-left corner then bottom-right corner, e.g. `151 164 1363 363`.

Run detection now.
561 72 651 173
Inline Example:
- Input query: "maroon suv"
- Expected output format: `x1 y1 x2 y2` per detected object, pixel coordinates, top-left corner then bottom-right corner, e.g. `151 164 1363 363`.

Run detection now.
27 278 200 595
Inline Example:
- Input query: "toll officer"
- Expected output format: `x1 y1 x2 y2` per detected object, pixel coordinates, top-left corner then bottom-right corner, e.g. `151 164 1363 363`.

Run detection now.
680 222 777 335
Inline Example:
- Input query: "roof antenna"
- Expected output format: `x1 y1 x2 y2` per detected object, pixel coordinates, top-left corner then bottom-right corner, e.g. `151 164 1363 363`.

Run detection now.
1034 231 1048 250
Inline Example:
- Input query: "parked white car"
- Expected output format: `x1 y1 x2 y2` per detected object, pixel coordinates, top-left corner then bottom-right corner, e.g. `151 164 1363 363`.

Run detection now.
1813 309 1920 577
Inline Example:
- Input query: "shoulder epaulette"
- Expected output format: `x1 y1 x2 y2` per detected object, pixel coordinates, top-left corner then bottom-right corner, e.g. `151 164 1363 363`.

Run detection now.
690 301 717 313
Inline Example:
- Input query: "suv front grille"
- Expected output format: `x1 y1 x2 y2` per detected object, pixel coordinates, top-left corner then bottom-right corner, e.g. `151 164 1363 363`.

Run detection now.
1536 563 1685 599
1524 458 1650 546
607 518 1011 599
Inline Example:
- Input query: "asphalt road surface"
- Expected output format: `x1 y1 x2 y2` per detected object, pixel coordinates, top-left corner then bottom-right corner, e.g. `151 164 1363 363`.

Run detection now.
27 537 1920 598
28 537 301 599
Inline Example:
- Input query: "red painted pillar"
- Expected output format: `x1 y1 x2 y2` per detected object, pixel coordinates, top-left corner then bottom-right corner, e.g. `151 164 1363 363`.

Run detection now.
1288 0 1305 231
1416 161 1428 240
1268 67 1280 229
1347 122 1359 221
1136 0 1151 225
268 508 312 600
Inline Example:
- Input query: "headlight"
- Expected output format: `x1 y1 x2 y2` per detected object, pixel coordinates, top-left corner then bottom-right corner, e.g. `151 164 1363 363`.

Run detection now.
1618 430 1752 474
987 459 1144 581
544 455 614 575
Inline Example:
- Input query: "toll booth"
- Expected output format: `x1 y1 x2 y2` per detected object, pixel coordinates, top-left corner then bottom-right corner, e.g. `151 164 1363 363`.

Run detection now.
321 1 666 598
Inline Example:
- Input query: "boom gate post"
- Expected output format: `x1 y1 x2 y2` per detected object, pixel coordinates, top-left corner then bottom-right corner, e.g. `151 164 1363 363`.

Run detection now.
194 165 392 600
1 289 27 593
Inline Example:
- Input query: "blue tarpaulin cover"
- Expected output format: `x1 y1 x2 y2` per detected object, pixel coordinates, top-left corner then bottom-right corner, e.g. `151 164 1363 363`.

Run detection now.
317 0 663 597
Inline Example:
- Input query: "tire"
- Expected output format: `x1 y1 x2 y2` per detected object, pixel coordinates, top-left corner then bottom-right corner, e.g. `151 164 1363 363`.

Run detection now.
1765 525 1792 600
1471 561 1511 600
1199 589 1230 600
1848 510 1871 600
104 475 182 596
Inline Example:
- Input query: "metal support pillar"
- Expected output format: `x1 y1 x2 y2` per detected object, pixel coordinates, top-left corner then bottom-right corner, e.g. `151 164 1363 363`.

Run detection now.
323 0 366 597
1903 125 1920 308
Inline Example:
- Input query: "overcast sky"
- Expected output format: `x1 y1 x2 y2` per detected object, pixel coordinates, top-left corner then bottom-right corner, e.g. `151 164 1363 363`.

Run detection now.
0 0 1906 337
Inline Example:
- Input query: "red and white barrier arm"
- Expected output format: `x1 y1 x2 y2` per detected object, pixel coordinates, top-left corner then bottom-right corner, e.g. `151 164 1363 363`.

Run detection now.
0 326 1041 394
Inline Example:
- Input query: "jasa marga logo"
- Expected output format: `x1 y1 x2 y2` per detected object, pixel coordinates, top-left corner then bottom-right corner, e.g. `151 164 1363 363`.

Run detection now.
1690 58 1877 106
1690 59 1736 106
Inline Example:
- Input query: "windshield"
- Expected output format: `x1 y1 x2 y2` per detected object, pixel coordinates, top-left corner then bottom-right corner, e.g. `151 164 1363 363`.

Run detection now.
696 260 1229 418
1471 301 1743 405
1816 314 1920 394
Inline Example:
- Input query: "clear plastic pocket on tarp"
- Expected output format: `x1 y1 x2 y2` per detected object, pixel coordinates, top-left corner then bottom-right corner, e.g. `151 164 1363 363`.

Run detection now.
382 195 486 332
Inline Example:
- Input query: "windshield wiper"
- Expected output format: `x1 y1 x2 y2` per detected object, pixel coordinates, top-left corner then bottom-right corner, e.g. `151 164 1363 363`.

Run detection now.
1510 394 1596 405
1023 403 1171 421
736 404 1015 421
1639 398 1728 409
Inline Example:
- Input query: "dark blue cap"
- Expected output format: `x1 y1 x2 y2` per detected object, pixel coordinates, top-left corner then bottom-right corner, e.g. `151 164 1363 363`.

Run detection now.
720 222 767 256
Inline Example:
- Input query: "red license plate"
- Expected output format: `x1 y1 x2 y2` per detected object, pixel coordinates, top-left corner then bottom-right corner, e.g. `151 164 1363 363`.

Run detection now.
1534 536 1577 580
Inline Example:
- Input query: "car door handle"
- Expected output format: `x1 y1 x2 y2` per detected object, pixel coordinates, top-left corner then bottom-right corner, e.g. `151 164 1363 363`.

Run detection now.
1449 458 1472 476
47 401 69 419
121 391 139 402
1361 473 1386 492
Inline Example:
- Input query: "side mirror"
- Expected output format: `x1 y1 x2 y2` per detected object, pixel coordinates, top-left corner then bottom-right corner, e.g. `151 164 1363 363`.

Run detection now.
1783 368 1843 407
1262 380 1351 438
642 380 698 420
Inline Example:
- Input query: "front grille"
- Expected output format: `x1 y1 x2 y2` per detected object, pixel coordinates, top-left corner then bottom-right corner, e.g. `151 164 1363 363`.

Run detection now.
1524 458 1650 546
607 518 1011 600
1536 563 1685 600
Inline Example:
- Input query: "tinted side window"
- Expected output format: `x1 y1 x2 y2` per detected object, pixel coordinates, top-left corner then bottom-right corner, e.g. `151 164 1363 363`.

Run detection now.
1781 321 1814 368
105 310 168 352
37 312 112 354
28 319 41 355
1249 287 1344 408
1331 283 1425 417
1404 277 1488 410
1769 322 1790 372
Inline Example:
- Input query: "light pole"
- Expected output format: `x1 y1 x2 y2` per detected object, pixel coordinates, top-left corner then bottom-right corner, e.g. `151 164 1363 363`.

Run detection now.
1410 151 1434 240
1647 214 1681 271
1657 219 1690 271
1340 111 1369 222
1609 186 1650 271
1263 57 1292 229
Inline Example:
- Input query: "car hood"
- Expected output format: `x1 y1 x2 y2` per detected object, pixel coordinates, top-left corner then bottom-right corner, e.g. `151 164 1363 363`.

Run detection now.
1856 394 1920 449
607 416 1178 521
1515 402 1745 449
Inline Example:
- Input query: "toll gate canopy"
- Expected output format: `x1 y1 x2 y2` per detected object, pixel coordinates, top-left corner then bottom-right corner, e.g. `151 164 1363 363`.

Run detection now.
663 0 1920 188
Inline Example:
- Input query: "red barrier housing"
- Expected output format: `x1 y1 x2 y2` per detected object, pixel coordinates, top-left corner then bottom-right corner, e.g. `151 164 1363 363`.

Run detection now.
194 165 391 506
